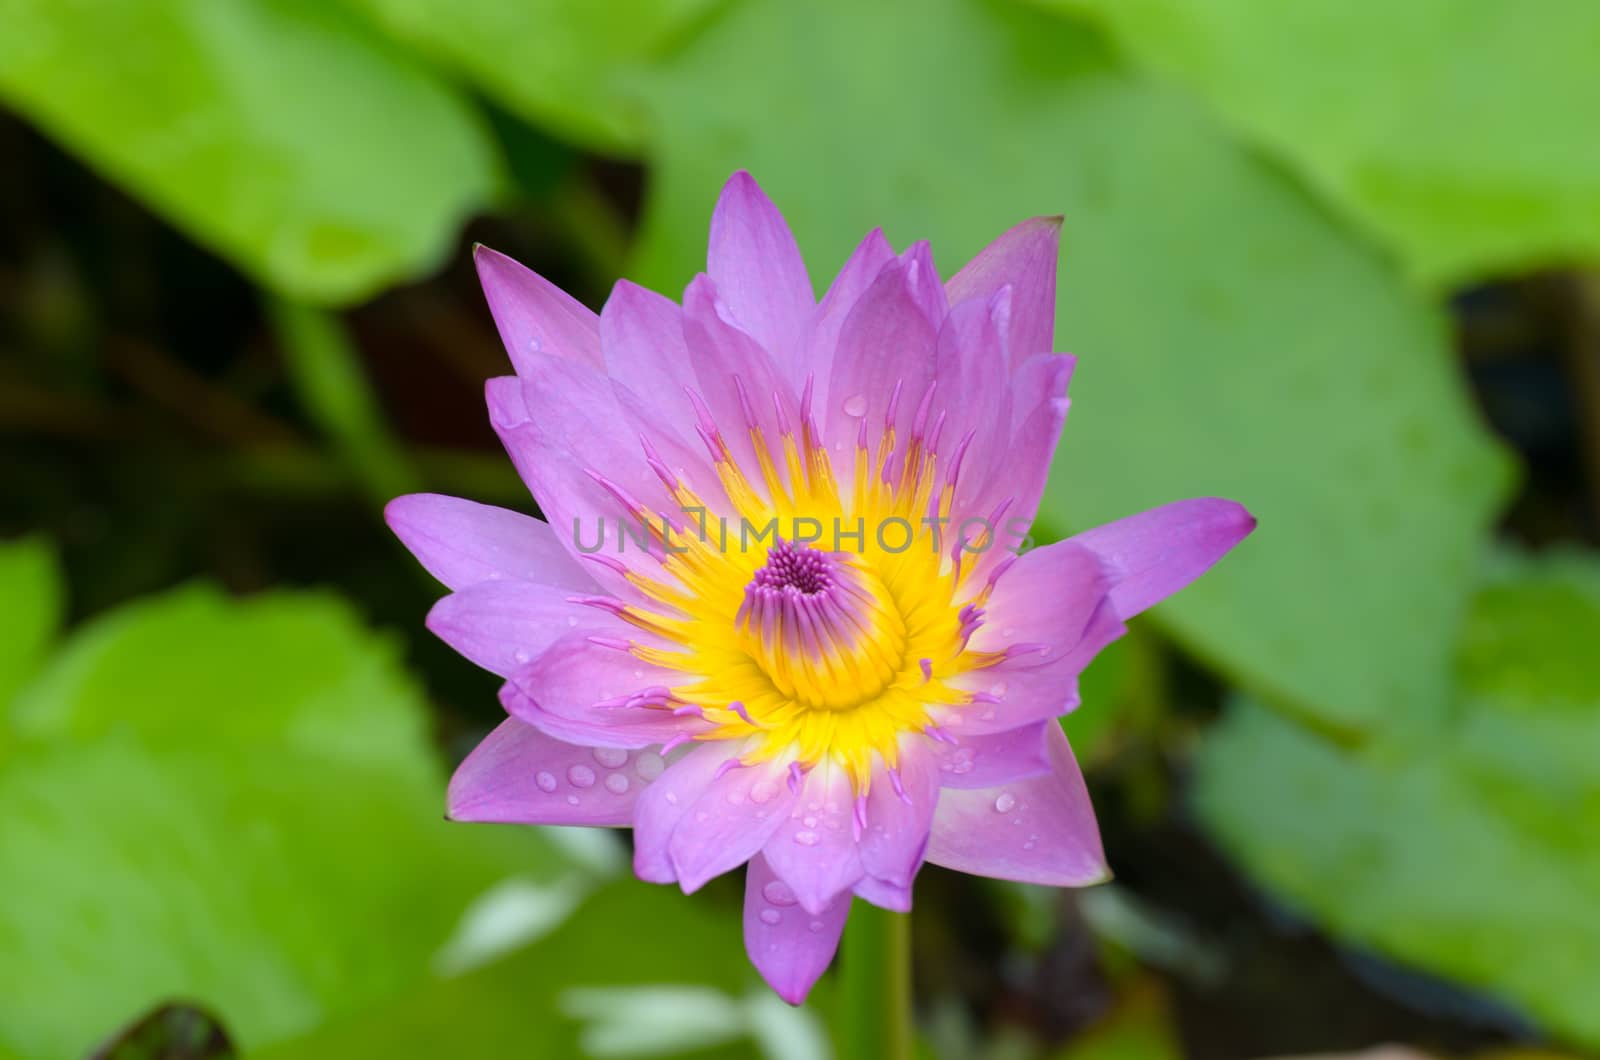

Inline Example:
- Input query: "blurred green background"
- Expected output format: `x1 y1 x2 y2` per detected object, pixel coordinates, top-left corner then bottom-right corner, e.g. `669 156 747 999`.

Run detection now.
2 1 1598 1058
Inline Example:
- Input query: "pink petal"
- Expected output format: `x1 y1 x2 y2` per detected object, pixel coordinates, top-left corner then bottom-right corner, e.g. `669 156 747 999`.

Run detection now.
857 741 938 889
925 724 1108 886
743 853 849 1005
632 742 741 884
475 245 602 373
804 227 896 413
937 288 1015 523
385 493 594 593
945 542 1123 734
425 580 627 678
669 754 800 893
448 718 649 826
601 283 734 516
968 541 1108 656
852 874 912 912
484 372 684 596
501 633 700 749
926 723 1054 790
762 761 864 915
944 216 1061 370
707 172 815 374
681 274 802 489
1070 498 1257 620
945 598 1124 735
821 256 939 465
971 352 1075 572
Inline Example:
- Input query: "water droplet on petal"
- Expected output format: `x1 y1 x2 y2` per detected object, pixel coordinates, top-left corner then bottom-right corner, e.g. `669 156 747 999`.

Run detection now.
794 830 820 846
567 765 596 788
664 791 679 805
593 747 628 768
566 616 578 627
535 771 558 793
1001 627 1016 638
808 920 825 933
763 881 798 906
604 773 630 794
750 779 780 805
991 682 1008 697
759 909 782 926
993 792 1017 813
513 650 531 665
566 794 580 806
802 815 818 829
635 751 666 780
842 394 868 417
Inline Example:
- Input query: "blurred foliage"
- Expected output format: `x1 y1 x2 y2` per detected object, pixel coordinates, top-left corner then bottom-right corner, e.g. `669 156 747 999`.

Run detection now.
335 0 722 156
628 0 1513 736
256 881 812 1060
0 542 571 1058
1042 0 1600 289
1195 551 1600 1048
0 0 498 302
3 0 1600 1056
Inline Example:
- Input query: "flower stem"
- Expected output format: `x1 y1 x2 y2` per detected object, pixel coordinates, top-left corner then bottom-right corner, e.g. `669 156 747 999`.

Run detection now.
839 902 913 1060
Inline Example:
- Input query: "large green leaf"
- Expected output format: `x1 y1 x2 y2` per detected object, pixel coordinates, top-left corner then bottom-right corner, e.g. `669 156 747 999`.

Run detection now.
1193 550 1600 1047
629 0 1511 733
0 581 566 1060
0 537 61 711
1042 0 1600 287
337 0 721 156
0 0 499 303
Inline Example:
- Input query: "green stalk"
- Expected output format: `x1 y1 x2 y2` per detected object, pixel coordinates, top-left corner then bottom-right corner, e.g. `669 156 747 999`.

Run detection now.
267 296 419 508
838 902 913 1060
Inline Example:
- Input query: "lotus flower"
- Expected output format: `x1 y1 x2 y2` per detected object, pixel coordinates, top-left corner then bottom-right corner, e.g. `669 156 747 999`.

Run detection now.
387 172 1253 1003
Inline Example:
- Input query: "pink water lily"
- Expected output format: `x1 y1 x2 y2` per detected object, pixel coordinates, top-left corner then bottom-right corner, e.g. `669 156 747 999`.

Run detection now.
387 172 1253 1003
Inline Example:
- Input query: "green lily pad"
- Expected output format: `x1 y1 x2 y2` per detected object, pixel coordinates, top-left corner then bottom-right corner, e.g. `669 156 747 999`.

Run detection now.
0 0 499 303
337 0 722 156
0 575 565 1059
0 537 61 711
629 0 1511 734
1042 0 1600 287
255 880 819 1060
1193 550 1600 1047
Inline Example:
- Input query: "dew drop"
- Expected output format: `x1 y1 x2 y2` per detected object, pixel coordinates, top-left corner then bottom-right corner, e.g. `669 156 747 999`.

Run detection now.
980 710 996 722
1023 839 1037 851
593 747 628 768
567 765 596 788
535 771 558 793
802 815 819 829
750 779 780 805
991 681 1009 697
1001 627 1016 638
993 792 1017 813
951 758 974 775
794 830 820 846
566 794 580 806
635 751 666 781
759 909 782 926
664 791 679 805
842 394 868 417
604 773 630 795
513 650 532 665
808 920 825 933
763 880 798 906
566 616 578 627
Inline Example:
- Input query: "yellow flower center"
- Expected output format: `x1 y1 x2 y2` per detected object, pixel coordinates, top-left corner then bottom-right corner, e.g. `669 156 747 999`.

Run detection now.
604 381 1005 790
